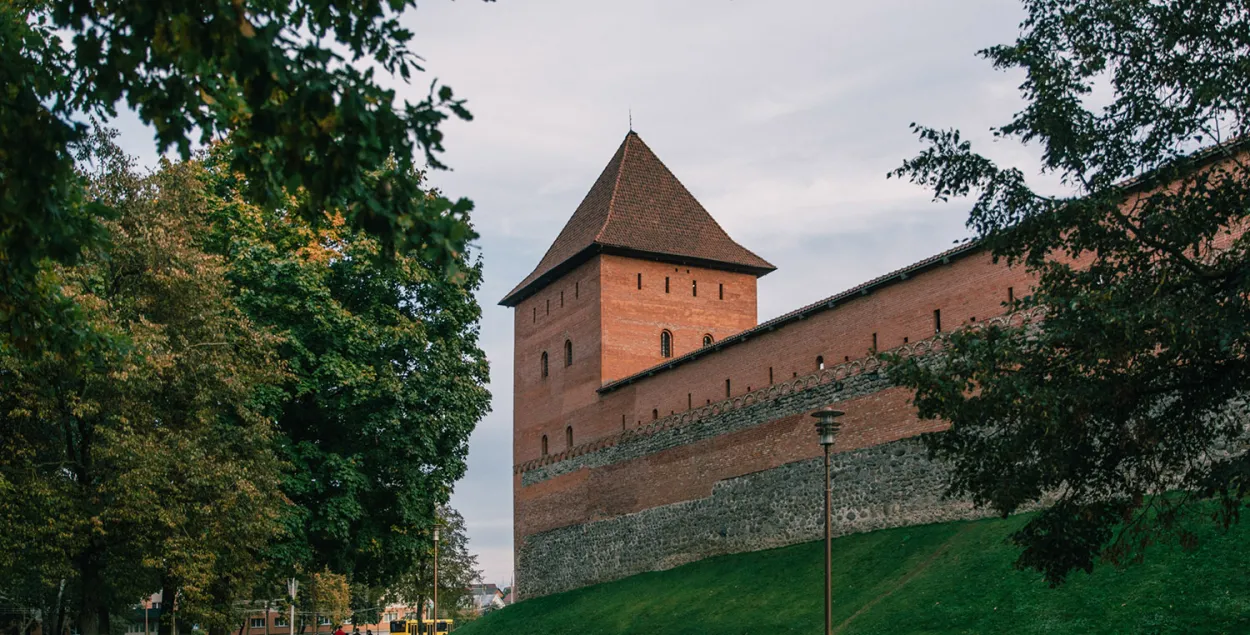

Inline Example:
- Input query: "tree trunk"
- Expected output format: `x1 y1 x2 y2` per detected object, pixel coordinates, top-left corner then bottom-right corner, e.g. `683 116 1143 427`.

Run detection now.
76 540 108 635
158 581 177 635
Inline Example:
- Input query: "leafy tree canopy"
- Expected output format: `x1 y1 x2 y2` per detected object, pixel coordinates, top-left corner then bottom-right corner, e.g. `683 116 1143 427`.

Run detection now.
2 0 484 345
196 146 491 594
0 129 288 635
889 0 1250 585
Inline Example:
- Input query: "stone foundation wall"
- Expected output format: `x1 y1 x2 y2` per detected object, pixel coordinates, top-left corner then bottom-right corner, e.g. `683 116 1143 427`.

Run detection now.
516 436 986 598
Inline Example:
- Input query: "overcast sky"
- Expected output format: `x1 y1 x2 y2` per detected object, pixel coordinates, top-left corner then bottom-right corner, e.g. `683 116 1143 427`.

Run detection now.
114 0 1050 587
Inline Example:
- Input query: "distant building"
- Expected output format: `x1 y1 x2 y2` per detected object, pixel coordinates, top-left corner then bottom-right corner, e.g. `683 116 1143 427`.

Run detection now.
465 585 504 616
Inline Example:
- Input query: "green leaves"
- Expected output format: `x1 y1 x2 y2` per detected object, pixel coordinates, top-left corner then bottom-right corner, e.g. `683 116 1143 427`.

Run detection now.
890 0 1250 585
197 148 490 591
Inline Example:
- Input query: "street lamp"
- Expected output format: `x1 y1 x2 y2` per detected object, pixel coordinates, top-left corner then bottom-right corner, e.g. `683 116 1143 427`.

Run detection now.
811 406 844 635
431 526 439 635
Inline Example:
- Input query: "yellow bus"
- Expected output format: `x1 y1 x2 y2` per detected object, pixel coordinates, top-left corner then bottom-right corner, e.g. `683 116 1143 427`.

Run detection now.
388 618 453 634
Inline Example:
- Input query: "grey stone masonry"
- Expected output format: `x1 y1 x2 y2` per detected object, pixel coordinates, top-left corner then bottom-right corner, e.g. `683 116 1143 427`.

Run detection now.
517 437 987 598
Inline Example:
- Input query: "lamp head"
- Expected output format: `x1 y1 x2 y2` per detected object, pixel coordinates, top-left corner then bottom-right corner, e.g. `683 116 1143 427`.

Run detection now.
811 407 845 447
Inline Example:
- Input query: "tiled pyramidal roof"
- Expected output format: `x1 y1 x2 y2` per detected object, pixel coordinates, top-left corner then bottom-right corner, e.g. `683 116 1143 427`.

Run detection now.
499 131 775 306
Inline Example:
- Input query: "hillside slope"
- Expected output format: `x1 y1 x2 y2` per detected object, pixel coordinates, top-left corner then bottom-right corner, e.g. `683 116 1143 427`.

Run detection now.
459 511 1250 635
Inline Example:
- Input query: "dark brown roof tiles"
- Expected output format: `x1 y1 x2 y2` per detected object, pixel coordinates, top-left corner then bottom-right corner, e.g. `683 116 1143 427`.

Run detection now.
500 132 774 306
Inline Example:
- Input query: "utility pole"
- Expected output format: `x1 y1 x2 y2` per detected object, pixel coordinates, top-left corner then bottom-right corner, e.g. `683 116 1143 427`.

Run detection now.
287 579 298 635
431 527 439 635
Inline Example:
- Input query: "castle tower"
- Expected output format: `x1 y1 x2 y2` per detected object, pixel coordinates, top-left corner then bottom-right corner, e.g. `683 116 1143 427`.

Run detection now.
500 131 775 465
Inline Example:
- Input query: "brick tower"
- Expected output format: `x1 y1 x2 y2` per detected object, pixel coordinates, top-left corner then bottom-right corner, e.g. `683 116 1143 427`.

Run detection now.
500 130 775 468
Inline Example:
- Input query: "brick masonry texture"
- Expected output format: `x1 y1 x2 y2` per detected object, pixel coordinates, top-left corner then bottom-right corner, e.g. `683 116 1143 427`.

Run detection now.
521 364 895 487
516 436 986 597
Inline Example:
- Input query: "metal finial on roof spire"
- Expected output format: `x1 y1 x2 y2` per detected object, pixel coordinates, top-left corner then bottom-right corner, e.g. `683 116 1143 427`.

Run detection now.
629 108 633 132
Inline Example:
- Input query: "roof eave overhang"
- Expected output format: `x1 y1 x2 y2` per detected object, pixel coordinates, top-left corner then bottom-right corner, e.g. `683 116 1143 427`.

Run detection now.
498 244 775 307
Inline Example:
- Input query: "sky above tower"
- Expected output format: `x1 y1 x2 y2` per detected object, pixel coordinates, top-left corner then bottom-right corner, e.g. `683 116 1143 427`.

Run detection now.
109 0 1059 586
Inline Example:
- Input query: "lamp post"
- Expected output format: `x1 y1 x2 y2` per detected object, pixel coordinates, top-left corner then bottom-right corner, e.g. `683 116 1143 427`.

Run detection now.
431 527 439 635
811 407 844 635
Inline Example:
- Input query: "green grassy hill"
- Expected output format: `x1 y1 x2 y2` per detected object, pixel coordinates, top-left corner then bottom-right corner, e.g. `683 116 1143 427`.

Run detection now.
458 511 1250 635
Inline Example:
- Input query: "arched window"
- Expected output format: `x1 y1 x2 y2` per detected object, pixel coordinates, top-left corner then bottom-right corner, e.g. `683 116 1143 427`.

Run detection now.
565 426 573 449
702 334 713 347
541 435 548 456
817 355 825 370
541 351 549 378
652 409 659 420
660 330 673 358
564 340 573 367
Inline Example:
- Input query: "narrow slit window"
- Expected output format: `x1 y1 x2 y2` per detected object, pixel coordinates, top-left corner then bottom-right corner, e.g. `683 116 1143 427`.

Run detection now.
665 277 670 293
560 291 564 307
546 299 550 314
566 426 573 449
564 340 573 367
622 414 626 429
817 355 825 370
719 283 724 300
692 280 698 297
769 367 774 383
688 393 692 409
872 332 878 352
660 330 673 358
652 409 658 420
1008 287 1015 304
541 435 548 456
637 273 642 290
532 307 536 323
540 352 549 378
904 336 909 343
934 309 942 334
575 281 579 298
725 378 731 398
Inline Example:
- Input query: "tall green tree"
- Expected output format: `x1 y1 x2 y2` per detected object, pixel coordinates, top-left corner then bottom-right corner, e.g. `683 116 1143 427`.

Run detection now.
197 149 491 595
889 0 1250 584
2 0 481 349
0 130 288 635
384 507 481 624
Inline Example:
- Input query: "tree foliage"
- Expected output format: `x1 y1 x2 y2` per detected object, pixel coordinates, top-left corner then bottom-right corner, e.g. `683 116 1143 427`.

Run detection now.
384 507 481 622
2 0 482 348
196 147 491 594
0 129 288 635
888 0 1250 584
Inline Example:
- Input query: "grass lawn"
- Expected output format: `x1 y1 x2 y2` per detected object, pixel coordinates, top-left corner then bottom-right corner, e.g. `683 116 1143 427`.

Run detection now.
457 510 1250 634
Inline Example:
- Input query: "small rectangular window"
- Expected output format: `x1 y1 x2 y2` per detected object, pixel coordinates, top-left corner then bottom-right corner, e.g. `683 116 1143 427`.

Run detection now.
719 283 724 300
621 414 626 429
560 291 564 308
693 280 698 297
934 309 941 333
769 367 773 384
725 378 731 398
251 619 265 629
1008 287 1015 304
904 336 909 343
688 393 692 408
665 277 670 293
532 307 536 323
546 299 550 314
637 273 642 290
872 332 878 351
575 281 580 298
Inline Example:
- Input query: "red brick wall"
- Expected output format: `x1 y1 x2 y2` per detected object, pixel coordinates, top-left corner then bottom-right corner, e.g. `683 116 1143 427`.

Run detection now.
513 247 1040 539
512 257 605 465
515 386 946 537
598 254 758 385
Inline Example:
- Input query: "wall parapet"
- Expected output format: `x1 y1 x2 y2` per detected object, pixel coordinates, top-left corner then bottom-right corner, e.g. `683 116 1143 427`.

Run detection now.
516 306 1046 477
